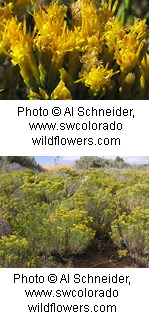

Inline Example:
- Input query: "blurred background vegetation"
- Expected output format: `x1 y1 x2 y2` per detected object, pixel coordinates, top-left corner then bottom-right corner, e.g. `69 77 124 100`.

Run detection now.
0 156 43 171
40 0 149 24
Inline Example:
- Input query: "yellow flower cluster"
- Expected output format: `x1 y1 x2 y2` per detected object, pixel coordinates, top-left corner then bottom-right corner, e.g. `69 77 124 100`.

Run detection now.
0 0 149 99
4 17 40 91
0 2 13 60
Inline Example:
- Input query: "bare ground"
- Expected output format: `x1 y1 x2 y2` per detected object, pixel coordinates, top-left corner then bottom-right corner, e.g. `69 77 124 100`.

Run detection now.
72 239 144 268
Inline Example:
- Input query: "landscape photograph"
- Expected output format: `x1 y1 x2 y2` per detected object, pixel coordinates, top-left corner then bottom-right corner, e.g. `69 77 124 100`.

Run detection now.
0 155 148 268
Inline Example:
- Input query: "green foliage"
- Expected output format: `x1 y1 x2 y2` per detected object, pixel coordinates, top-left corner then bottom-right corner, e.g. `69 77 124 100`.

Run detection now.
110 207 149 261
0 235 32 267
75 156 129 170
117 0 149 25
2 156 42 170
43 205 95 255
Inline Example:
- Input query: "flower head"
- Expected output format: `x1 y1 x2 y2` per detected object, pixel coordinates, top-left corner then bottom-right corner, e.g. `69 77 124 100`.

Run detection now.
0 2 14 56
4 17 40 90
114 19 148 73
34 4 78 66
79 63 118 96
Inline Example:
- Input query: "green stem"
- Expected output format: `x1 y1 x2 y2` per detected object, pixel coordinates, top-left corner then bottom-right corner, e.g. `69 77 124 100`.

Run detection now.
123 0 131 24
117 0 132 25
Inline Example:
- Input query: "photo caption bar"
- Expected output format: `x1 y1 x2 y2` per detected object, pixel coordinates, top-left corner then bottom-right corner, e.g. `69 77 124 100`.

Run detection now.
0 100 149 155
0 268 148 325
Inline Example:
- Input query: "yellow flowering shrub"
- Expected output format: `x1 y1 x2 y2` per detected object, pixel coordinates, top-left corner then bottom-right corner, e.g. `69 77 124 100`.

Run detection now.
114 183 149 215
110 207 149 261
0 165 148 266
0 235 31 267
0 0 148 99
43 205 95 254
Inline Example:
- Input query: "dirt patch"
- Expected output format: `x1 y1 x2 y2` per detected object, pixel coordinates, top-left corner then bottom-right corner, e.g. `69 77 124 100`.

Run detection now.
72 239 140 268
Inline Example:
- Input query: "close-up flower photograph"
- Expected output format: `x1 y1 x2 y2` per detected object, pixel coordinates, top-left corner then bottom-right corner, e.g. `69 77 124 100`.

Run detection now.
0 0 149 99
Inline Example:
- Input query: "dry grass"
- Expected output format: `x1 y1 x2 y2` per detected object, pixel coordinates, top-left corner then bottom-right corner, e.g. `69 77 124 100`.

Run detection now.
41 162 149 173
41 163 75 171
